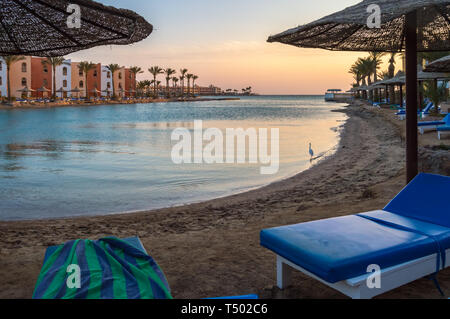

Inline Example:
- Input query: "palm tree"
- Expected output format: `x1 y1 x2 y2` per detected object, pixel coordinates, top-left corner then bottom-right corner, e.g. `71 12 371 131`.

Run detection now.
387 53 398 103
179 68 188 97
42 57 67 99
191 75 198 96
129 66 144 93
421 81 448 115
355 57 373 99
368 52 385 101
186 74 194 97
105 64 121 99
164 68 176 97
148 66 164 97
172 77 179 95
78 61 97 99
1 55 25 102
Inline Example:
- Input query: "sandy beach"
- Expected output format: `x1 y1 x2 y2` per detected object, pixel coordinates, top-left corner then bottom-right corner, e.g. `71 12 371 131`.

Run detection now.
0 100 449 299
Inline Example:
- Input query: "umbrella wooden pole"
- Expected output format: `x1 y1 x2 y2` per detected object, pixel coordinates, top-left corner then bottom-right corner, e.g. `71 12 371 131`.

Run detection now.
405 10 418 183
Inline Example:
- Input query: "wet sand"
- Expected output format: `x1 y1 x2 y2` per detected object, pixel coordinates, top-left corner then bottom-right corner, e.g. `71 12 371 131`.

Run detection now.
0 100 449 299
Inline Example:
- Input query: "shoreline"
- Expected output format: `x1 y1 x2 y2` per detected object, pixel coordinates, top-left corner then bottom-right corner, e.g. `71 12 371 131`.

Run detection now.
1 100 449 299
0 97 240 110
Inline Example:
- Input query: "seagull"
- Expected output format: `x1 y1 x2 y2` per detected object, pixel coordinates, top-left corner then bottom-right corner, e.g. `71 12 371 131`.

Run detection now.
309 143 314 160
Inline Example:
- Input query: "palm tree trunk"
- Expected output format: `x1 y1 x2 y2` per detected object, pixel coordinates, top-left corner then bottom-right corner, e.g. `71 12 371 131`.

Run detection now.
53 65 56 99
111 72 115 98
85 73 89 99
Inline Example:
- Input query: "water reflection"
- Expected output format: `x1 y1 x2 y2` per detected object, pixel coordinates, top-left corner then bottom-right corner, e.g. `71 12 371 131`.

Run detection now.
0 96 347 220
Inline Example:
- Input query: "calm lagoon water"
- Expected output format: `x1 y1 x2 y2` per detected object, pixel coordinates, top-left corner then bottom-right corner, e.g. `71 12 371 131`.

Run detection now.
0 96 347 220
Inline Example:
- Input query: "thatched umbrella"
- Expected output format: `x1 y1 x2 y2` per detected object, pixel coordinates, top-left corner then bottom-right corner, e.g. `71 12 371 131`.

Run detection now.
70 87 82 98
268 0 450 183
36 86 51 98
56 87 68 98
16 86 35 98
0 0 153 57
424 55 450 72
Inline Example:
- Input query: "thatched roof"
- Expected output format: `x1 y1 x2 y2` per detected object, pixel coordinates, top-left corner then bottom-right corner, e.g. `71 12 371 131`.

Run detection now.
424 55 450 72
0 0 153 57
268 0 450 52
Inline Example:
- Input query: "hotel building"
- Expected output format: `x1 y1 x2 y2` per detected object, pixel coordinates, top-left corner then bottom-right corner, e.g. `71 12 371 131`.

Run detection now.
101 65 113 97
0 57 6 97
1 56 222 99
55 59 72 98
31 57 52 98
9 56 32 99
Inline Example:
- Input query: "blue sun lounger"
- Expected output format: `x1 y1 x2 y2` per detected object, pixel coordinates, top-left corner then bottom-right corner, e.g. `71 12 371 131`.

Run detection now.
396 102 433 120
437 115 450 140
418 114 448 135
261 173 450 299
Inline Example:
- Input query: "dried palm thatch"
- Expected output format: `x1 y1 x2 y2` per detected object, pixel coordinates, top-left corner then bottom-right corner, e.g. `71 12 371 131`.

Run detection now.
424 54 450 71
268 0 450 52
0 0 153 57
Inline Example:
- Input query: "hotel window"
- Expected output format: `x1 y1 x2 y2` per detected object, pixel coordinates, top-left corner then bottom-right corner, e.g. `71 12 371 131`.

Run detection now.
21 78 27 86
93 70 97 77
43 66 48 73
63 80 67 88
22 63 27 72
79 80 84 88
118 83 122 89
107 82 111 89
0 76 2 85
118 72 122 79
63 67 68 76
79 69 83 76
43 79 48 86
0 61 2 71
107 72 111 78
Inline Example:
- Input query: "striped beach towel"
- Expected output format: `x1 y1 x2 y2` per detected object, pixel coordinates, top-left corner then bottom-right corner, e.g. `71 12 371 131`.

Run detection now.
33 237 172 299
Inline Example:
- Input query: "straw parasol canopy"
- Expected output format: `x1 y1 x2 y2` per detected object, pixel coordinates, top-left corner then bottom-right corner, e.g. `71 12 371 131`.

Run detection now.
424 55 450 72
16 86 35 93
70 87 81 93
268 0 450 52
0 0 153 57
36 86 51 92
56 87 67 93
267 0 450 183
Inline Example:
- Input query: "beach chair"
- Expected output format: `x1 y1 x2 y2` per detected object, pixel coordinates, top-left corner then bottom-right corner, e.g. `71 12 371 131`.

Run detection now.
260 173 450 299
396 102 433 120
418 114 449 135
435 114 450 140
34 237 257 299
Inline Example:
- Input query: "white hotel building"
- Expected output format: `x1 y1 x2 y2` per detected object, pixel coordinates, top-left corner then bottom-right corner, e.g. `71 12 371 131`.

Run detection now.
101 65 113 97
0 57 7 97
55 59 72 98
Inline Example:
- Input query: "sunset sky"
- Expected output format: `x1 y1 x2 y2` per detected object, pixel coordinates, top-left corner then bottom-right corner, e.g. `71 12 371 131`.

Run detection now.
67 0 394 95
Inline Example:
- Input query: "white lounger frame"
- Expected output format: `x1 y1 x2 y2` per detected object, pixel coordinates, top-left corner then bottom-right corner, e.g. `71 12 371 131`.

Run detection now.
276 249 450 299
419 125 444 135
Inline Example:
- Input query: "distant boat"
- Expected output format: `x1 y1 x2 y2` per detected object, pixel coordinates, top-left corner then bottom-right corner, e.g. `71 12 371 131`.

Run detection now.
324 89 352 102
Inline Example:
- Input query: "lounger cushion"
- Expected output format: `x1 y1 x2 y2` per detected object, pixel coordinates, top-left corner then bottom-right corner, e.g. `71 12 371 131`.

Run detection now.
384 174 450 228
260 214 444 283
417 121 445 127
